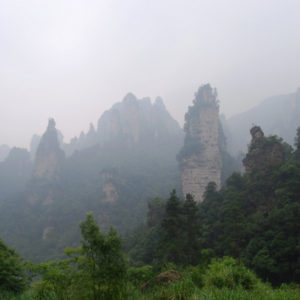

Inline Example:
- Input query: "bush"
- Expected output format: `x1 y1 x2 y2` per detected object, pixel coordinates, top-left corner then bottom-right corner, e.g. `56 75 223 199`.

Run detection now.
128 265 154 285
0 238 28 293
152 275 196 300
204 257 259 290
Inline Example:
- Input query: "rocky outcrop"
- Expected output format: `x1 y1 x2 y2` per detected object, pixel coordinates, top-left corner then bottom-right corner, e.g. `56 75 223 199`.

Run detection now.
100 170 119 203
42 226 54 240
97 93 182 147
29 135 41 161
33 119 65 181
141 270 182 292
63 93 183 156
243 126 285 174
179 84 222 202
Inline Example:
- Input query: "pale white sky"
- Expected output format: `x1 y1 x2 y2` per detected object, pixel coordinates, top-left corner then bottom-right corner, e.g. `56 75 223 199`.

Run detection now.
1 0 300 148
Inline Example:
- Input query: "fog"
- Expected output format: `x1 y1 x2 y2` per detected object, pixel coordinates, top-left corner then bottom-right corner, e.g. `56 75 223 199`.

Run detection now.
1 0 300 148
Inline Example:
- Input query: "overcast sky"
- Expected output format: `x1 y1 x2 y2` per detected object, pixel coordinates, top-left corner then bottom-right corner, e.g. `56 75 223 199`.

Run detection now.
1 0 300 148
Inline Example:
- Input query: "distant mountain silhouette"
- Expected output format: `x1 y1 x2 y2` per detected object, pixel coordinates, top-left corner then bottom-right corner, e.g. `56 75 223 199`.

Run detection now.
0 93 184 262
226 87 300 155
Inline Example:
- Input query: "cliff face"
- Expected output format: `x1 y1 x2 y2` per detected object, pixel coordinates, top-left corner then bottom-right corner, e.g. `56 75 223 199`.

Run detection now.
63 93 183 156
100 170 119 203
0 147 32 202
33 119 65 181
97 93 182 147
243 126 285 174
179 84 222 202
28 119 65 206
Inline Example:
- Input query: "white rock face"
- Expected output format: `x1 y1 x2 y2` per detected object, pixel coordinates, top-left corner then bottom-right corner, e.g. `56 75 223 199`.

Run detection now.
180 85 222 202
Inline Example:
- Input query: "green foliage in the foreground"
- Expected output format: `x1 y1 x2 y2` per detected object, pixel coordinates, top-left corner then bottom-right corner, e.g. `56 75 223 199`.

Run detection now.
0 238 28 293
127 128 300 286
1 212 300 299
31 212 127 300
1 257 300 300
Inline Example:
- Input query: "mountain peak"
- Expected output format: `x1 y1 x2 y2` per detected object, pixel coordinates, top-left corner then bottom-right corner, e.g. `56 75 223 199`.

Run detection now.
154 96 166 110
123 93 137 104
47 118 56 131
194 84 218 108
33 119 65 181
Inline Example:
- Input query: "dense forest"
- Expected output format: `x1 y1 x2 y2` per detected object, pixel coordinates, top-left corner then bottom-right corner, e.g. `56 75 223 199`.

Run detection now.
1 126 299 299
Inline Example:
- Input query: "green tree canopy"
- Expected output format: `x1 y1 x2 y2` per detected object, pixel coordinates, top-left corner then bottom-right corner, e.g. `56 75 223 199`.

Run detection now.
0 238 27 293
78 212 127 300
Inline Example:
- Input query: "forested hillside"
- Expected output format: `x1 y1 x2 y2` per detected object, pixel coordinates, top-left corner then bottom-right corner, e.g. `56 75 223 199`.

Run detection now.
126 126 300 285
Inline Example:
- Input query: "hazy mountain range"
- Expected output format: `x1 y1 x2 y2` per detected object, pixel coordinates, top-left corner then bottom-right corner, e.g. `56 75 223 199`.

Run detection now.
225 87 300 155
0 87 299 262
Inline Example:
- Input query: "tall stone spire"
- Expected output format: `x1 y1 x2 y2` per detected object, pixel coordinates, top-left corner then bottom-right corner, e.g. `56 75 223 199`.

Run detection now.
178 84 222 202
33 118 65 181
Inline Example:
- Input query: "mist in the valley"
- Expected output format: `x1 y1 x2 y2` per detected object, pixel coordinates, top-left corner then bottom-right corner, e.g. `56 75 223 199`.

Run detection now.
1 0 300 148
1 2 300 296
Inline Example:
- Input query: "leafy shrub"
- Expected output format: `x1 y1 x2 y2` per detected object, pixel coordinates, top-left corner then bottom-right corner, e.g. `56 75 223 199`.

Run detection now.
0 238 28 293
128 265 154 285
204 257 259 290
152 275 195 300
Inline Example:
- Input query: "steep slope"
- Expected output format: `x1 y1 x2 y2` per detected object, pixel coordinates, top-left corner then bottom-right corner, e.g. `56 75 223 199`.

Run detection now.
178 84 223 202
243 126 285 174
33 118 65 181
27 119 65 206
63 93 181 156
0 147 32 203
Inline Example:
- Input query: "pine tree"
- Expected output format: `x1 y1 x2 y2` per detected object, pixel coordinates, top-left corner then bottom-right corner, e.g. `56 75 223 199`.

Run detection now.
182 194 201 265
159 190 183 264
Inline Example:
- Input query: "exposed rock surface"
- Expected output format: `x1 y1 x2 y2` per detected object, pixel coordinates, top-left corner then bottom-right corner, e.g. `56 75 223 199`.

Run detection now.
179 84 222 202
0 94 184 262
100 170 119 203
97 94 181 146
141 270 182 292
63 93 183 156
42 226 54 240
243 126 285 174
29 135 41 161
33 119 65 181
